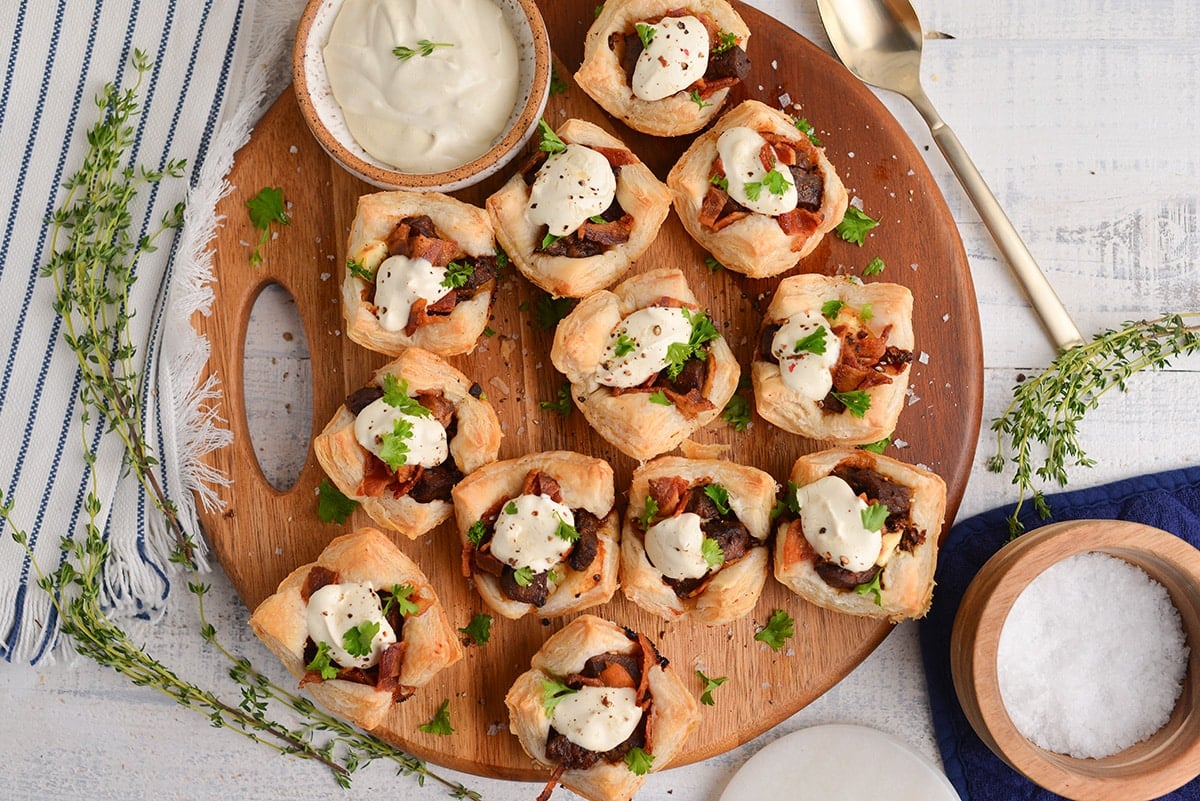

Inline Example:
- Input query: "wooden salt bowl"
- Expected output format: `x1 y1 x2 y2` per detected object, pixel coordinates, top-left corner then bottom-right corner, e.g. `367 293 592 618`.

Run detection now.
951 519 1200 801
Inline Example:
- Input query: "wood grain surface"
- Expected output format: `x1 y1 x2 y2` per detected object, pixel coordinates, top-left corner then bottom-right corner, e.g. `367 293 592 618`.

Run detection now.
194 0 982 779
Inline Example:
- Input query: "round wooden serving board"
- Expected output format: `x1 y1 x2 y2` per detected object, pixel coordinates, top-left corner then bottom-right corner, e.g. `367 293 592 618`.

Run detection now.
195 0 982 780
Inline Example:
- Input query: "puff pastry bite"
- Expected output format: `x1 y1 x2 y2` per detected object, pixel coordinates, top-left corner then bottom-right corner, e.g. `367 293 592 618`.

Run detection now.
550 267 740 462
313 348 501 539
451 451 620 619
773 448 946 621
486 118 671 298
621 456 777 626
752 274 913 444
249 528 463 730
575 0 751 137
341 190 498 357
505 614 700 801
667 99 848 277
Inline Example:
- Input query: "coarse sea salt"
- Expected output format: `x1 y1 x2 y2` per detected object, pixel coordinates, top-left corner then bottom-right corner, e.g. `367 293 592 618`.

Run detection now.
996 551 1188 759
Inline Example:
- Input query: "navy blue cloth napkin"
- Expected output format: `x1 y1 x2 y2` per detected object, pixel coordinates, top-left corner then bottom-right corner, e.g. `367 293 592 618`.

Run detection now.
919 466 1200 801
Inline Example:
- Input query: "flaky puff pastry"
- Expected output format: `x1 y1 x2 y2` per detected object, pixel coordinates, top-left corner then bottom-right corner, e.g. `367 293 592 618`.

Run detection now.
313 348 501 539
249 528 463 730
451 451 620 619
667 100 848 277
752 274 913 444
774 449 946 622
621 456 777 625
575 0 750 137
486 118 671 298
342 190 495 357
505 615 700 801
550 268 740 462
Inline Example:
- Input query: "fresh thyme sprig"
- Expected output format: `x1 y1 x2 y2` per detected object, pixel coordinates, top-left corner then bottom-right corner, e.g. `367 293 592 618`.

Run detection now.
988 313 1200 537
11 49 481 797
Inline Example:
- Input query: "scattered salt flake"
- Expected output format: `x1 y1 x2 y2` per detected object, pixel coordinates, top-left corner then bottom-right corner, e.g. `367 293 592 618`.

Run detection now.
289 144 298 154
777 91 790 106
784 647 795 657
942 313 950 322
772 60 779 71
319 272 331 281
760 682 772 689
892 438 908 449
847 151 855 158
907 394 921 406
997 552 1187 758
850 196 864 210
487 722 504 736
917 351 930 365
915 463 930 471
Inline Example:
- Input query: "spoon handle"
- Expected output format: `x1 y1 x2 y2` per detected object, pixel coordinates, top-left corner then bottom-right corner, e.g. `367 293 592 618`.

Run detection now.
907 90 1084 350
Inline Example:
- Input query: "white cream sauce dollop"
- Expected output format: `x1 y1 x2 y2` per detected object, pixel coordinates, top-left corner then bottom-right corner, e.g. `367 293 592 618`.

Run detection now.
596 306 693 388
771 312 840 400
794 476 880 572
306 582 397 669
354 395 448 468
631 15 710 101
644 512 710 580
322 0 521 173
551 685 643 752
716 126 798 216
372 254 450 332
489 493 575 573
526 144 617 238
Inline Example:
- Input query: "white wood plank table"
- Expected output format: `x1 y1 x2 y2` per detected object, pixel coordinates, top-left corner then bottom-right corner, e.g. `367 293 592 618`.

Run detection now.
2 1 1198 798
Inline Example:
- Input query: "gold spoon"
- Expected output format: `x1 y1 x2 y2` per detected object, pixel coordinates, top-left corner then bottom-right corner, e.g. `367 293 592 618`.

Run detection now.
816 0 1084 350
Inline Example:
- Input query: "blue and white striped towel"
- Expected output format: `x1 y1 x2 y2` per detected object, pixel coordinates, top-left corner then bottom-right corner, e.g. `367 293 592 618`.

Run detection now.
0 0 298 664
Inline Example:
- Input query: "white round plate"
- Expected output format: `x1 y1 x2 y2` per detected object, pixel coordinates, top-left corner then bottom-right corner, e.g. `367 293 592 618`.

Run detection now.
719 724 961 801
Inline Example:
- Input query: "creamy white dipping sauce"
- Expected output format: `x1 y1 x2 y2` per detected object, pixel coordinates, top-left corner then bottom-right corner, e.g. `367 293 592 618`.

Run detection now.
771 312 840 400
372 254 450 332
551 685 643 752
526 144 616 238
306 582 397 669
354 395 448 468
645 512 710 579
716 126 798 216
632 15 710 101
795 476 880 572
596 306 694 388
323 0 521 173
489 493 575 573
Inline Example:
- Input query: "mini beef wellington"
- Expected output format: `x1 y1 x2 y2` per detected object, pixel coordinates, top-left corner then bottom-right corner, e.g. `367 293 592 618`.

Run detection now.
621 456 777 626
451 451 620 619
505 614 700 801
249 528 463 730
752 274 913 444
341 190 499 357
668 100 848 277
486 118 672 298
313 348 501 539
550 267 740 462
574 0 751 137
773 448 947 621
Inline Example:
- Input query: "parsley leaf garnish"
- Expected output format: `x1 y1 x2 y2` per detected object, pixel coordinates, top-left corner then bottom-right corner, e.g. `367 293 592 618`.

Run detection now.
346 257 373 282
245 186 290 267
613 331 636 357
860 303 875 322
419 699 454 735
635 22 656 48
821 299 845 318
861 502 889 532
762 168 790 196
863 256 885 276
541 678 579 716
701 537 725 571
793 116 822 146
648 389 672 405
743 180 763 201
512 566 535 587
713 30 739 53
793 327 828 355
504 500 519 516
704 255 725 272
531 292 576 329
831 389 871 418
638 496 659 529
665 308 720 379
381 374 431 417
709 173 729 191
549 65 568 95
625 746 655 776
754 609 795 651
554 514 580 542
855 571 885 607
382 583 419 617
689 89 712 110
306 641 339 679
695 670 728 705
459 614 492 646
539 381 573 417
722 392 751 431
770 481 801 519
316 478 358 524
836 206 879 245
441 259 474 289
393 40 453 61
541 231 561 249
467 520 488 545
378 417 413 470
342 620 380 658
537 119 567 155
858 436 892 454
703 483 731 515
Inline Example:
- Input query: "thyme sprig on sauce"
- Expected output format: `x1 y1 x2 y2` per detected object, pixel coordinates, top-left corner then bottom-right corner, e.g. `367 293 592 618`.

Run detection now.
988 314 1200 537
8 51 480 798
393 39 454 61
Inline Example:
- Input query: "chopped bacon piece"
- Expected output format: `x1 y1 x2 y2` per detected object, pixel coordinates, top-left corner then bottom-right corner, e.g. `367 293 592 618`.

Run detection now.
761 133 798 166
424 291 458 316
783 519 815 565
688 75 740 98
407 233 460 266
776 208 821 242
698 185 729 229
415 390 455 428
356 456 396 498
633 632 658 707
589 144 638 168
711 209 750 231
301 565 339 602
647 476 690 518
577 215 633 247
662 387 715 419
522 469 563 502
536 763 567 801
757 141 775 172
375 641 407 695
832 361 891 394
